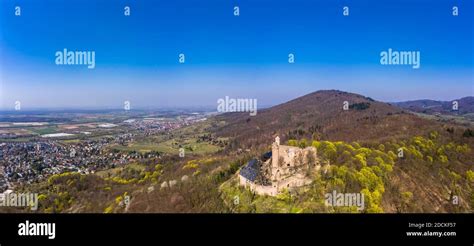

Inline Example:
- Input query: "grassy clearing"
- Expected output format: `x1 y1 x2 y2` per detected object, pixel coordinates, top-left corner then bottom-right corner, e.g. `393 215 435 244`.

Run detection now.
31 126 60 135
95 162 146 179
109 120 224 155
109 139 220 155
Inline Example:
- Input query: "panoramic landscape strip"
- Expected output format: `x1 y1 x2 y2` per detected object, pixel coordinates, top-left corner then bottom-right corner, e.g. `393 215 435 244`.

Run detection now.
0 0 472 217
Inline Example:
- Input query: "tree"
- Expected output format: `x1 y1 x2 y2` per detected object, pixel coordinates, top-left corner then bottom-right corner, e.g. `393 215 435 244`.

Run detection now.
466 170 474 183
399 191 413 212
287 139 298 147
298 138 308 148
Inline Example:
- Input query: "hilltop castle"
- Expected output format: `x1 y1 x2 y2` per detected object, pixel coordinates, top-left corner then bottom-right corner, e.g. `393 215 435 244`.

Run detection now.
239 136 320 196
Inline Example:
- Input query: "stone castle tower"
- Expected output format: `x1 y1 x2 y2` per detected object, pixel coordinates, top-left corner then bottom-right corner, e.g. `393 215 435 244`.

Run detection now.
239 135 319 196
271 136 280 182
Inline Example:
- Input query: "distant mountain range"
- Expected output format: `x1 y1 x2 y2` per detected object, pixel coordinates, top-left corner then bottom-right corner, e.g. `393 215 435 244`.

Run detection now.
214 90 469 149
393 97 474 115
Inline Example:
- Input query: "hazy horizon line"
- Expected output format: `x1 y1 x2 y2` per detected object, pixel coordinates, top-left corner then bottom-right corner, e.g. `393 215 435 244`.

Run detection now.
1 94 472 113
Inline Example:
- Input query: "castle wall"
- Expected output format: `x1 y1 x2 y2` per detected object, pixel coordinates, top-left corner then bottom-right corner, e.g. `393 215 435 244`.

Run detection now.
239 175 277 196
271 144 318 181
275 174 313 193
238 136 321 197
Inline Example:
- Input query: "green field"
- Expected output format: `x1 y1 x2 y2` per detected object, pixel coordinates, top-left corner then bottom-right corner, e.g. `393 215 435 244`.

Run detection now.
109 137 221 155
109 120 226 155
95 162 146 178
31 126 60 135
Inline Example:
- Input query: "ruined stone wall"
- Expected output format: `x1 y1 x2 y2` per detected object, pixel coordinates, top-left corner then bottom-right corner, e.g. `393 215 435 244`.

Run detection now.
239 175 277 196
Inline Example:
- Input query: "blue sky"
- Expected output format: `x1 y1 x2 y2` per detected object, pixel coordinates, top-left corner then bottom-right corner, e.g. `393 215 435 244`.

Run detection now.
0 0 473 109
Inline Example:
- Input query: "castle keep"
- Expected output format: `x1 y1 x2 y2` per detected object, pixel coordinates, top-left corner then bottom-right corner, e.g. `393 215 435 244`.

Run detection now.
239 136 320 196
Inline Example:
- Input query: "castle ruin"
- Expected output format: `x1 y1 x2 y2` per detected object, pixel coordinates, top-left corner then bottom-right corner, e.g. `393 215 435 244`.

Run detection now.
239 136 320 196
